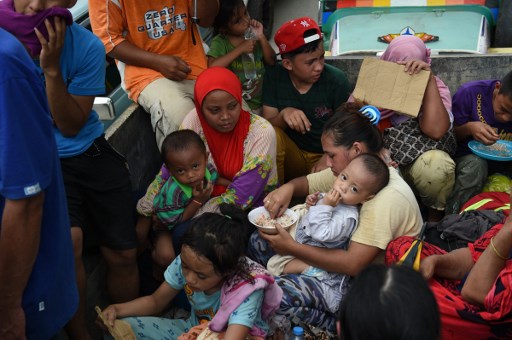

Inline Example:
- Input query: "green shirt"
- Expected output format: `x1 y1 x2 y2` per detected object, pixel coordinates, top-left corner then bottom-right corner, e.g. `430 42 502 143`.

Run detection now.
262 63 351 152
208 34 265 110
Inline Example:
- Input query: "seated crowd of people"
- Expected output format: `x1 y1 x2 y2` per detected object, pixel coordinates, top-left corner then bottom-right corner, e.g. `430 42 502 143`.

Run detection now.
1 0 512 339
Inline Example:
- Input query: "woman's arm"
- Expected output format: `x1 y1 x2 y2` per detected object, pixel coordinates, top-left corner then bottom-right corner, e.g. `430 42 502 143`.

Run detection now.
418 74 451 140
420 248 474 281
461 220 512 306
397 60 451 140
264 177 309 219
260 226 380 276
205 117 279 210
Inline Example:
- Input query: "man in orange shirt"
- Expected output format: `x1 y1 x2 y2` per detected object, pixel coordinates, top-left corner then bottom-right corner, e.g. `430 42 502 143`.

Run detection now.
89 0 219 149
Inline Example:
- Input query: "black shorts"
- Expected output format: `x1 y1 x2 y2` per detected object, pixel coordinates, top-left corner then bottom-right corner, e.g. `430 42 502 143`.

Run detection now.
60 136 136 250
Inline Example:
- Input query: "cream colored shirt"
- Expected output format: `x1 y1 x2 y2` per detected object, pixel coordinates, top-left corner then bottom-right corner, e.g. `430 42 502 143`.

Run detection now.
306 167 422 251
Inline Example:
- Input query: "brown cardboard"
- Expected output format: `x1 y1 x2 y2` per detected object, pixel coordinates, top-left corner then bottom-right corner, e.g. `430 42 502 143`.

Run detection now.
352 58 431 118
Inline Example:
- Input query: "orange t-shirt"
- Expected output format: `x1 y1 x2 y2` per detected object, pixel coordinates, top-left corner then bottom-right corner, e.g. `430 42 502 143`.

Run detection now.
89 0 207 101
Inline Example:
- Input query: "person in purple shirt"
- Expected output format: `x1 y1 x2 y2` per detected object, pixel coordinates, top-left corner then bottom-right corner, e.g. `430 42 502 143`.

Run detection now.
446 70 512 214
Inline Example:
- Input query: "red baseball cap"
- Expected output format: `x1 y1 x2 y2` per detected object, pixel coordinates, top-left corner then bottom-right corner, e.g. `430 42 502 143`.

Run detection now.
274 17 322 54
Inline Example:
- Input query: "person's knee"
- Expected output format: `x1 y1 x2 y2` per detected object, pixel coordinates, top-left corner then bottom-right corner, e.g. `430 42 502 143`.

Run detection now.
102 247 138 269
414 150 455 182
456 154 488 180
408 151 454 193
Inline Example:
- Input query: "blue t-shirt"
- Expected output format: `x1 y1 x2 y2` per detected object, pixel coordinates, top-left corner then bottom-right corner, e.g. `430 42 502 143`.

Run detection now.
34 23 105 158
0 29 78 339
165 255 267 332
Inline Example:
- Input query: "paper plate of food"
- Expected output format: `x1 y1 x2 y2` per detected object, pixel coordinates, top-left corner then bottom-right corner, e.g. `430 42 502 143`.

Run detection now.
468 140 512 161
248 206 298 235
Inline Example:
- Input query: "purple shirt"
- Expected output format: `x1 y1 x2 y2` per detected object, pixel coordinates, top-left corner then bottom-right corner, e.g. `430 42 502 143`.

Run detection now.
452 79 512 156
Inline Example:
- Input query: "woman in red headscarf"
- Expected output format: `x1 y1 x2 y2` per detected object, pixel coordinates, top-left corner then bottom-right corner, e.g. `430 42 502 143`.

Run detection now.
180 66 278 210
136 67 278 249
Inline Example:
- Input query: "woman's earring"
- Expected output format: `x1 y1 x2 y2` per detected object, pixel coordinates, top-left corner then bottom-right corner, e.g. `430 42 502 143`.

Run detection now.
359 105 381 125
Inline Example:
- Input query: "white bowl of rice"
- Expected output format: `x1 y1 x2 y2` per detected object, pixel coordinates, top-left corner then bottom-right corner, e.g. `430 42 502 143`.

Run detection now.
248 206 298 235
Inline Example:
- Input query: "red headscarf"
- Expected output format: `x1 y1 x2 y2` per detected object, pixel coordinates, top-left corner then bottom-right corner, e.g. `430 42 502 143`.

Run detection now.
194 67 251 196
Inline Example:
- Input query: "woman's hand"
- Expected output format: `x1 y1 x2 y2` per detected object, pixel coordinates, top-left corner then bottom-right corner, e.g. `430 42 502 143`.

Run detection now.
259 224 297 255
264 184 294 219
378 148 398 168
420 255 440 280
397 59 431 74
467 121 499 145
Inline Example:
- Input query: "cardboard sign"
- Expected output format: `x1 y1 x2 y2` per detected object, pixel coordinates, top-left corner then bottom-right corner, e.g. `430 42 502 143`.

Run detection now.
352 58 431 118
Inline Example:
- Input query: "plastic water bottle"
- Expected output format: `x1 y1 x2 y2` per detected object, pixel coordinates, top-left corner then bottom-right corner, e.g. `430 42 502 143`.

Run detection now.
242 27 257 80
291 326 305 340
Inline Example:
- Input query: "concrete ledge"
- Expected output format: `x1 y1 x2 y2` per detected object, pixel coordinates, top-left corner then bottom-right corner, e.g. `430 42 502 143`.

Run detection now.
105 102 161 195
326 54 512 95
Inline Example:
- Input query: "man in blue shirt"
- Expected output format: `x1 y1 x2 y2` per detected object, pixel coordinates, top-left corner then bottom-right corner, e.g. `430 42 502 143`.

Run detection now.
1 0 139 337
0 28 78 339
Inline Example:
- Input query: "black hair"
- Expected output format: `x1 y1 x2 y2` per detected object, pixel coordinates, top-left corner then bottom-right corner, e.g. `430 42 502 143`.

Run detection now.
323 102 384 154
180 204 254 279
352 153 389 194
161 129 206 164
498 70 512 99
212 0 245 32
338 264 440 340
281 29 323 59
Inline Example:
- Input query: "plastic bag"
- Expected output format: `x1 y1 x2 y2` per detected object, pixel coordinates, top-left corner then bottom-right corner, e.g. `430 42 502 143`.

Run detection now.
483 173 511 194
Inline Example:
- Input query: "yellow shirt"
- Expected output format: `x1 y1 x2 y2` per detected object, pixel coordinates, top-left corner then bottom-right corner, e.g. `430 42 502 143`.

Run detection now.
307 167 422 250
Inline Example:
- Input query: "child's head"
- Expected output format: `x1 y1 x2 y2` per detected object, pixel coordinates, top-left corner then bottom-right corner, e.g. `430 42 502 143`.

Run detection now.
338 264 440 340
493 70 512 123
161 130 208 187
212 0 249 37
179 204 252 293
274 17 324 85
332 153 389 205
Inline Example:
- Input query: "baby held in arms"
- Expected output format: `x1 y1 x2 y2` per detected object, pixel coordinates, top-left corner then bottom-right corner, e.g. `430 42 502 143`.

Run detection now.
267 153 389 278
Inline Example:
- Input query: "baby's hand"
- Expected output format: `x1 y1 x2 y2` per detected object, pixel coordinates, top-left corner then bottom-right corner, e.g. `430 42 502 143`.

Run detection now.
193 180 213 204
305 192 321 208
323 189 342 207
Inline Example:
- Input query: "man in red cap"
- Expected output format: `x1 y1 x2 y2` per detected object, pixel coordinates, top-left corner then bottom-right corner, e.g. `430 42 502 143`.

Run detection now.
262 16 351 184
